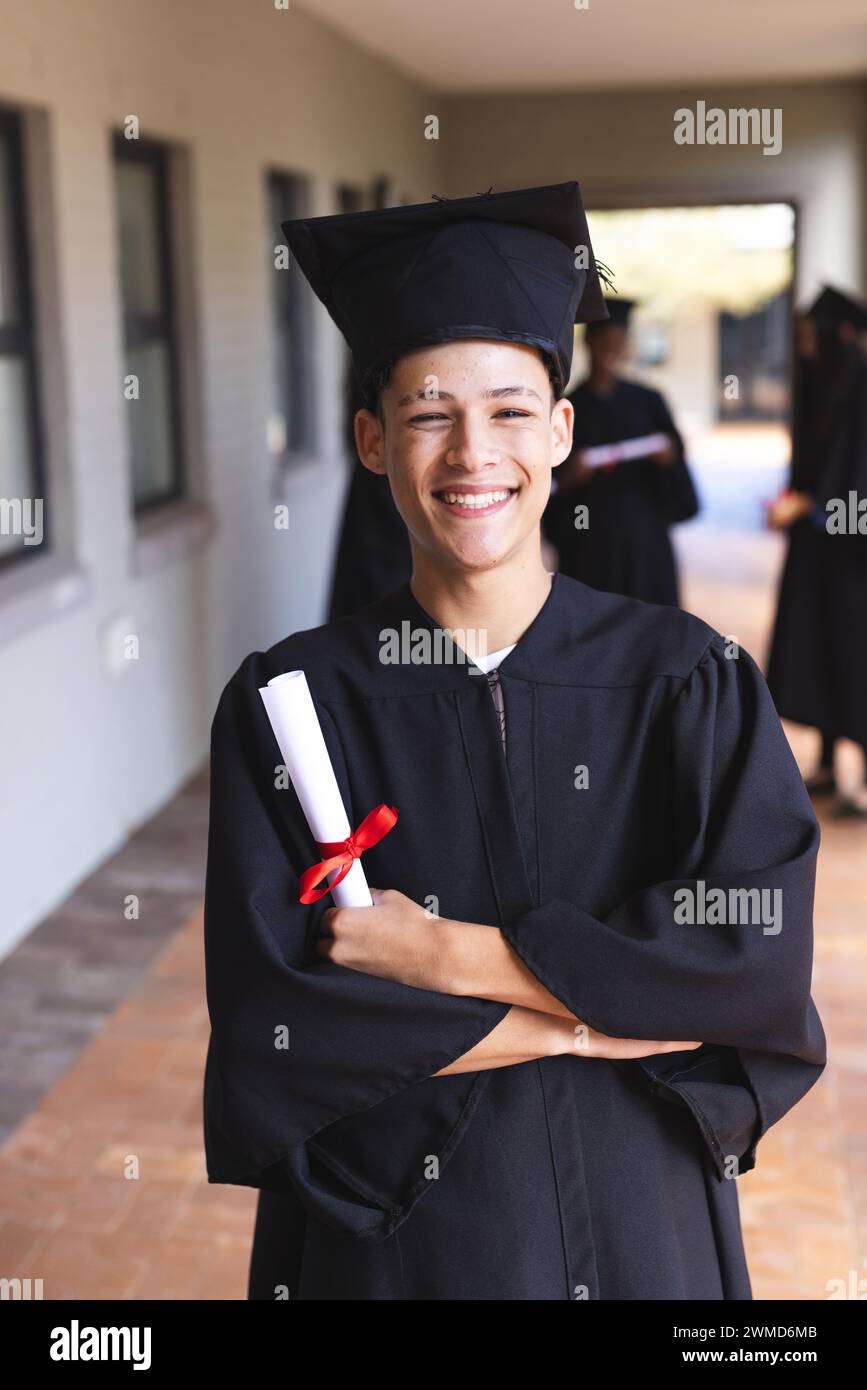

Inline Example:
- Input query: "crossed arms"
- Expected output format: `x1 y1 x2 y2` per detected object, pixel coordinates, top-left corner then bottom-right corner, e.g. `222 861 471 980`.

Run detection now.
317 888 702 1075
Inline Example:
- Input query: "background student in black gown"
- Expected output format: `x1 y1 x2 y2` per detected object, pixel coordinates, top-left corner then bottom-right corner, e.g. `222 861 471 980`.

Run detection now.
542 297 699 606
766 286 867 816
327 361 412 620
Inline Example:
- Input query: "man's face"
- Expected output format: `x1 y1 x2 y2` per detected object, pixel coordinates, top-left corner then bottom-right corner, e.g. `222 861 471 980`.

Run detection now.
587 323 629 375
355 339 573 574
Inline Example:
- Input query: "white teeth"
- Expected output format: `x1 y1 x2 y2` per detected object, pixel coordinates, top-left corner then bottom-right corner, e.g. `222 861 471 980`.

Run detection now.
438 489 512 509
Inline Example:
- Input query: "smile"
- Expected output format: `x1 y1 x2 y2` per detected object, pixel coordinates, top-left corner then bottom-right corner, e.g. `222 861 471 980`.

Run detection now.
433 487 517 516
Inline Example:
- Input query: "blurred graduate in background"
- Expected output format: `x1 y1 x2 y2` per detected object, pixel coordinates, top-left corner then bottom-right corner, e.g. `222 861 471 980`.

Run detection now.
767 286 867 816
327 363 412 620
542 298 699 607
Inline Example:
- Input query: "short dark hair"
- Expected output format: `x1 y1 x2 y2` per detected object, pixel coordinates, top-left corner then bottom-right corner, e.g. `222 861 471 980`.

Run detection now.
363 344 563 424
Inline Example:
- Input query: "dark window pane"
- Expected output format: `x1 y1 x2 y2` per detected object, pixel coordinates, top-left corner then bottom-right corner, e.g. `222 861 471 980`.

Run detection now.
115 160 163 318
337 184 364 216
0 133 21 326
268 172 316 459
113 137 183 511
126 341 176 506
0 356 37 559
0 355 33 489
719 288 791 422
0 112 45 570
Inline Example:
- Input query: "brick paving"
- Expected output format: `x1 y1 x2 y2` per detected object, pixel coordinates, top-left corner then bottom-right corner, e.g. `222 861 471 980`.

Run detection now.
0 526 863 1299
0 768 209 1147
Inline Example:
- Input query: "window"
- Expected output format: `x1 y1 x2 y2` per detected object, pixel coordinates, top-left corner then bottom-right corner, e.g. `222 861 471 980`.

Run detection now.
719 289 791 421
336 184 364 216
267 171 317 462
113 133 183 511
0 108 46 569
372 175 397 211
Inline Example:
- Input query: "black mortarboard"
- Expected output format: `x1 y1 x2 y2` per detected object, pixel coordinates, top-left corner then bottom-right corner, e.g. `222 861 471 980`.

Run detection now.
595 296 636 328
281 181 609 401
808 285 867 332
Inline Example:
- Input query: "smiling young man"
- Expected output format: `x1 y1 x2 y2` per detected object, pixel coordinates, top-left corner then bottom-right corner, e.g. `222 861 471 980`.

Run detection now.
202 183 826 1301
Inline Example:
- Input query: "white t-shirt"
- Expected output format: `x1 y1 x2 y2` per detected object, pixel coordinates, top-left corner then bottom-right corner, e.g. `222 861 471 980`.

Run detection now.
471 643 517 674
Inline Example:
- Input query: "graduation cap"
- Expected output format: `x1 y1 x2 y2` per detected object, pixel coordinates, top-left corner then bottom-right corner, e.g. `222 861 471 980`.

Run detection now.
587 296 636 330
281 181 610 402
808 285 867 332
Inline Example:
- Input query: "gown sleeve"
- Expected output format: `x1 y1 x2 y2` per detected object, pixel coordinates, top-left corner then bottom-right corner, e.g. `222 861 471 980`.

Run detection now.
500 635 827 1181
202 653 511 1239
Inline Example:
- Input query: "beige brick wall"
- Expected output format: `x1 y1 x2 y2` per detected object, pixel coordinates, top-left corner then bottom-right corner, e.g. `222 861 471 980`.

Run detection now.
440 79 867 294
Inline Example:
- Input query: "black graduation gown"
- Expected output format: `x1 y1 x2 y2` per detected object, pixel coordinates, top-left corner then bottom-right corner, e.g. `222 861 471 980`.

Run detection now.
327 366 412 621
327 460 413 620
202 573 826 1301
543 378 699 607
767 343 867 748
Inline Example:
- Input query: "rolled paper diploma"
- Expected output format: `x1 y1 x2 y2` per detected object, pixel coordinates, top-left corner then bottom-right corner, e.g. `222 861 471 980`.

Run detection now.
581 432 671 469
259 670 373 907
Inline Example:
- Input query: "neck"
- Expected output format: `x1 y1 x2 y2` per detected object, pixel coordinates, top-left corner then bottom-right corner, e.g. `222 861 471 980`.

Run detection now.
409 539 553 655
587 367 617 394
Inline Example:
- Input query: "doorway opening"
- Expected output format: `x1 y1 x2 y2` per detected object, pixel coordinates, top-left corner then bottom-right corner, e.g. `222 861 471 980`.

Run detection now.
582 202 796 532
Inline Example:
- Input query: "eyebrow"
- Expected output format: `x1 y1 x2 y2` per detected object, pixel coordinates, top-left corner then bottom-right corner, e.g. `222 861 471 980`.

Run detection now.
396 385 544 407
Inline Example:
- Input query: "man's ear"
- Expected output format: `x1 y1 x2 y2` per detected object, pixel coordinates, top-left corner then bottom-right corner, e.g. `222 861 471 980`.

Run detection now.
354 408 387 475
550 396 574 469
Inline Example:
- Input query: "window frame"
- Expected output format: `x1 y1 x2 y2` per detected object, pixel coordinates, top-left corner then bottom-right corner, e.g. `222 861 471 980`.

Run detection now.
0 105 48 572
267 168 318 464
112 130 185 514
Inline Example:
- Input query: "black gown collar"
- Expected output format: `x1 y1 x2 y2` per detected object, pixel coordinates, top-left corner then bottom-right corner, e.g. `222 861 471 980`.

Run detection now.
367 570 568 691
281 561 712 701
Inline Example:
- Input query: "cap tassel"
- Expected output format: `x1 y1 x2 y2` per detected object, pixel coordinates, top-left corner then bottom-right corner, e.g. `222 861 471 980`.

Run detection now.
594 259 617 295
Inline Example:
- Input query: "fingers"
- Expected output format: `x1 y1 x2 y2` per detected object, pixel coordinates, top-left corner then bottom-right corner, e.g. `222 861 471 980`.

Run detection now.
618 1039 703 1057
572 1032 704 1060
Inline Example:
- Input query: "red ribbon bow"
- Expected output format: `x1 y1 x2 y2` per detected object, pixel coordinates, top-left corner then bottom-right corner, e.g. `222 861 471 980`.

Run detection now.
298 803 399 904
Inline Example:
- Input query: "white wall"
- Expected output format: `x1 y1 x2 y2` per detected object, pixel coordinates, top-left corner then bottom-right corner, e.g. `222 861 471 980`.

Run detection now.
439 79 867 297
639 307 720 436
0 0 438 956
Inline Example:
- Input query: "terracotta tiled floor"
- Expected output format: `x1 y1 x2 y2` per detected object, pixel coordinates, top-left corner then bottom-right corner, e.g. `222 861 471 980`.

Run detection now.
0 525 864 1299
0 767 209 1146
0 917 252 1299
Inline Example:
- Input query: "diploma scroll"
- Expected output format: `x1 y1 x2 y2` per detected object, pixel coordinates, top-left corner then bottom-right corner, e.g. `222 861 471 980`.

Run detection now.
581 432 671 469
259 670 373 907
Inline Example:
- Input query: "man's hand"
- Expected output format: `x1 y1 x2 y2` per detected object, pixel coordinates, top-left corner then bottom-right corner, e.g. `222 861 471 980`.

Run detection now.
649 436 676 466
766 489 814 530
317 892 703 1060
318 889 552 1005
434 1008 703 1076
569 1024 702 1060
317 887 448 992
